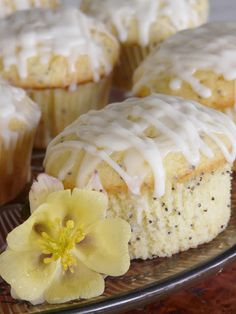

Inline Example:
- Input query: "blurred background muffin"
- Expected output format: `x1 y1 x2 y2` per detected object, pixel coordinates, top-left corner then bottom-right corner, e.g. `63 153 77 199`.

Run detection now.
0 0 58 18
0 7 119 148
0 82 40 205
81 0 209 90
133 22 236 122
44 94 236 260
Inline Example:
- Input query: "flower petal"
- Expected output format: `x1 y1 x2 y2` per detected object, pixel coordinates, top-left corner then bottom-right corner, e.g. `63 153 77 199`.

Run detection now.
37 189 72 221
45 258 104 304
33 189 105 227
7 189 107 252
29 174 64 213
6 213 41 251
30 190 75 231
69 189 108 229
0 249 56 304
76 218 131 276
7 201 63 252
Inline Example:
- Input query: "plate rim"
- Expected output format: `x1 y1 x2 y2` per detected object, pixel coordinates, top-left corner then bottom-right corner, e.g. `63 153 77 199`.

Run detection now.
1 154 236 314
39 244 236 314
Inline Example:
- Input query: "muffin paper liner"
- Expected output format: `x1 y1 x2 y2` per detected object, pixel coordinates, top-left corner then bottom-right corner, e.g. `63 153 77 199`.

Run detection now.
0 130 35 206
113 44 156 91
28 74 112 148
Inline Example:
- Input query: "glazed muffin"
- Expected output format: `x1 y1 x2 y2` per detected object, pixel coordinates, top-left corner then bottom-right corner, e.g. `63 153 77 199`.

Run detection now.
0 7 119 148
133 23 236 120
0 82 40 206
0 0 58 18
81 0 209 90
44 94 236 260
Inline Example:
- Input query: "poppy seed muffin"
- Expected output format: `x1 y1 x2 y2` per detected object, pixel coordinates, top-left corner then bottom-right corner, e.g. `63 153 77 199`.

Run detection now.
133 22 236 122
44 94 236 260
0 82 40 205
81 0 209 90
0 7 119 148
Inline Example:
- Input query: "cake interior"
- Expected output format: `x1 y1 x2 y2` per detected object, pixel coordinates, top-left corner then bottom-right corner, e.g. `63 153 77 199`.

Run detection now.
107 164 231 260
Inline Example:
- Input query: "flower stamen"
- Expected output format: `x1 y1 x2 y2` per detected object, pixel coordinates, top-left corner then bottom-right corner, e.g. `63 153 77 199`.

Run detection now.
40 219 85 272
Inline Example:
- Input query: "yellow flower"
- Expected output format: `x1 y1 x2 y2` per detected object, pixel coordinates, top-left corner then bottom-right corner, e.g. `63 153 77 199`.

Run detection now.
0 174 131 305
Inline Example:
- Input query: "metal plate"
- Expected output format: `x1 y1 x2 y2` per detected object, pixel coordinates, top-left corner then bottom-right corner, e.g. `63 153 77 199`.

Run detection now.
0 153 236 314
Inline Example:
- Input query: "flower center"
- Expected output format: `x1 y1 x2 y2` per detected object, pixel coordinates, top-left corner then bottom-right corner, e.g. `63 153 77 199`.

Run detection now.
40 219 85 272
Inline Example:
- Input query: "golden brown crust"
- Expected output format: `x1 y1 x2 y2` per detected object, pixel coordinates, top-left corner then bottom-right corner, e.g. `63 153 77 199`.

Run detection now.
0 29 119 88
133 69 235 111
81 0 208 45
45 134 232 194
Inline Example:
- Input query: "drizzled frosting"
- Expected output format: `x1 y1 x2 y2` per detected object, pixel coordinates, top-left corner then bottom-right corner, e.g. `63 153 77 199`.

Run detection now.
81 0 207 46
0 0 58 18
0 7 115 81
45 94 236 198
133 22 236 98
0 82 40 146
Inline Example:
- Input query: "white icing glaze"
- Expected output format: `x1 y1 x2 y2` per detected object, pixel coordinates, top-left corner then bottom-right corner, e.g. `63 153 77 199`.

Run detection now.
225 107 236 122
45 94 236 198
0 7 115 81
0 81 40 147
0 0 57 18
224 86 236 124
81 0 207 46
133 22 236 98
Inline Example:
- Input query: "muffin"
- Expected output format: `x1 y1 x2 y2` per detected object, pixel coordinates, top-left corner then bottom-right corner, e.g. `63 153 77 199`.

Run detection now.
44 94 236 260
0 0 58 18
81 0 209 90
0 82 40 206
133 22 236 120
0 7 119 148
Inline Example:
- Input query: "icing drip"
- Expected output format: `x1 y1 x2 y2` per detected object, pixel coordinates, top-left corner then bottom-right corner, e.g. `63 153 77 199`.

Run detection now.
225 81 236 121
133 22 236 98
81 0 207 46
0 0 57 18
0 7 114 81
0 82 40 147
45 94 236 198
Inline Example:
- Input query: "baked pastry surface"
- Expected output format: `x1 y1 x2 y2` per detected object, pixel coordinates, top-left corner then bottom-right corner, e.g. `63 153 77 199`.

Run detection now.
0 7 119 88
0 82 40 205
133 22 236 113
81 0 208 46
44 94 236 259
0 7 119 148
81 0 208 90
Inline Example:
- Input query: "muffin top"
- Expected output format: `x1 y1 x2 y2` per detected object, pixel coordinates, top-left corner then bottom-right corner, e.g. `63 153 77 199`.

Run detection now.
0 7 119 88
81 0 208 46
44 94 236 197
133 22 236 103
0 0 58 18
0 81 40 145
